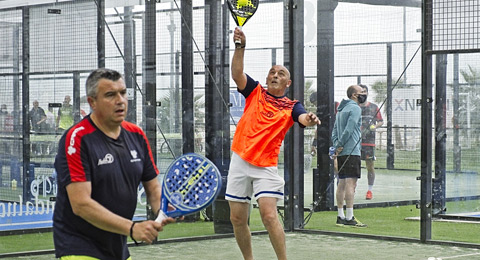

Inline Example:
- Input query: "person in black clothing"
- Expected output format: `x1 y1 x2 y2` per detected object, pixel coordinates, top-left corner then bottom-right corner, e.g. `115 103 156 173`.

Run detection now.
29 100 47 132
53 68 175 260
30 100 48 155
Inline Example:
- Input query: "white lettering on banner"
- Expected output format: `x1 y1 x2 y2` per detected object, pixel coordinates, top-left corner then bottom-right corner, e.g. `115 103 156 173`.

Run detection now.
0 195 55 217
230 92 243 107
26 200 35 215
230 90 245 124
0 190 145 218
30 175 57 198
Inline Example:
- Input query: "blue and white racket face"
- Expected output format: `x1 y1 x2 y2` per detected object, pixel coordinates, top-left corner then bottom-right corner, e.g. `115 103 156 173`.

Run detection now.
162 153 221 218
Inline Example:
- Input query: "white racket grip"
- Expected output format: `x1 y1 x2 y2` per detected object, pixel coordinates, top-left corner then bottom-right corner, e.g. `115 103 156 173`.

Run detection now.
155 210 168 223
235 26 243 46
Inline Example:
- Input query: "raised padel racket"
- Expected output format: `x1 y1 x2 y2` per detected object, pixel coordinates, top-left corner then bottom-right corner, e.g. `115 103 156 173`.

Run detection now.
227 0 259 48
155 153 222 222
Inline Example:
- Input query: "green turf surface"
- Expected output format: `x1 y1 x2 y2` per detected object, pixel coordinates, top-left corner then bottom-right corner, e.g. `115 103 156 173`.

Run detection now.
1 205 479 256
6 233 480 260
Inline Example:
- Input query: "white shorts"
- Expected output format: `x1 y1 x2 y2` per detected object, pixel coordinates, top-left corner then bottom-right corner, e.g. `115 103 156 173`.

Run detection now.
225 152 284 203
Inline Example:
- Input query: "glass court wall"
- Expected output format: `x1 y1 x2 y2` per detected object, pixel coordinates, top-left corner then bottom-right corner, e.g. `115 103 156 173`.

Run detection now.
0 0 479 256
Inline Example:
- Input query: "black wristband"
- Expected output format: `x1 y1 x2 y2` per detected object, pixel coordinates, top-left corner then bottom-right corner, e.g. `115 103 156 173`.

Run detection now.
130 222 140 245
236 45 245 49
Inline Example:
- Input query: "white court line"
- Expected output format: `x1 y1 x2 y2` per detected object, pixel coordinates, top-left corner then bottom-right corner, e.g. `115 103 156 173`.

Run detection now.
436 252 480 259
0 220 52 227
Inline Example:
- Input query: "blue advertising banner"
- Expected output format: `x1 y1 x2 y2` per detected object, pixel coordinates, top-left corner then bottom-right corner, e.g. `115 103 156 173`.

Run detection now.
230 90 245 125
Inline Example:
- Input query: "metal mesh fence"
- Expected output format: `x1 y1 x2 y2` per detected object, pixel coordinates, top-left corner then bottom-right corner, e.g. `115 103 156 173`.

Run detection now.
0 9 22 206
428 0 480 52
0 0 479 256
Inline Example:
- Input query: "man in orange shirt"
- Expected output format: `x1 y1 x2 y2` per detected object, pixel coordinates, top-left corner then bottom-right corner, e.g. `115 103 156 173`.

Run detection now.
226 28 320 260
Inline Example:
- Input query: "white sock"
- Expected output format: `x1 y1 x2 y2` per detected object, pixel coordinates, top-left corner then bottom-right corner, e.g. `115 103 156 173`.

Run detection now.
368 185 373 191
338 208 345 219
346 208 354 220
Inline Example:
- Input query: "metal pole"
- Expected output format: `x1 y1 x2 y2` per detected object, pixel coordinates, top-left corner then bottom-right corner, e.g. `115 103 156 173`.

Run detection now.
420 0 433 242
168 3 176 133
124 6 137 123
283 0 305 230
97 0 105 68
386 43 394 169
143 0 157 162
181 0 194 154
314 0 337 211
22 6 31 203
452 54 461 172
433 54 447 216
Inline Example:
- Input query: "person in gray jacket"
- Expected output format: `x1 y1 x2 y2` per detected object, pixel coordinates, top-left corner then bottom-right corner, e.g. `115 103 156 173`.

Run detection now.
331 85 367 228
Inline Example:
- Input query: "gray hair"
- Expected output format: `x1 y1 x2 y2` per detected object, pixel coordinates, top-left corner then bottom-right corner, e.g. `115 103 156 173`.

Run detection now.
85 68 123 98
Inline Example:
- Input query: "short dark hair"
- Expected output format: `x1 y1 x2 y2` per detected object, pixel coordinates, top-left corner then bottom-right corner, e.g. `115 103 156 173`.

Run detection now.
359 84 368 93
85 68 123 98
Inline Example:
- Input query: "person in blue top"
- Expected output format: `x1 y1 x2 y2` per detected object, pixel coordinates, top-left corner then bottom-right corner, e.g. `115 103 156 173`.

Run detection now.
331 84 367 228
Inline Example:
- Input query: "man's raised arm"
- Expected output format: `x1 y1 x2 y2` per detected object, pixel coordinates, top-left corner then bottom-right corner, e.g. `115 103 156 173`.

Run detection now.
231 27 247 91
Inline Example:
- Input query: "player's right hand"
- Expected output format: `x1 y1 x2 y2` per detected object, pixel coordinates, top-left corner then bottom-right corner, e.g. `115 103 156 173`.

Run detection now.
233 27 246 47
132 220 166 244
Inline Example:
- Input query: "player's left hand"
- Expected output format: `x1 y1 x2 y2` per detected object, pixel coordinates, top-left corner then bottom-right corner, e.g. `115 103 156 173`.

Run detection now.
157 216 176 227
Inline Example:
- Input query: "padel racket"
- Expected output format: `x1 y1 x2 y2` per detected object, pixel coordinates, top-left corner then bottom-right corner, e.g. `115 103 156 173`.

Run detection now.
155 153 222 222
227 0 259 47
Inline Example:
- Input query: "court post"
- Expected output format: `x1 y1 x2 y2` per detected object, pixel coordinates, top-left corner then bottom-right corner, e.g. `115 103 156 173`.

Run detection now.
283 0 305 230
433 54 447 215
143 0 158 225
386 43 395 169
420 0 433 241
180 0 198 222
313 0 337 211
205 0 233 233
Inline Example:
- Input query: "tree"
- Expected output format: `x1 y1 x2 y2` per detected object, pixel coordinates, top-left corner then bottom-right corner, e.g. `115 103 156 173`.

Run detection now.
370 80 387 107
303 80 316 111
157 93 205 134
370 79 412 112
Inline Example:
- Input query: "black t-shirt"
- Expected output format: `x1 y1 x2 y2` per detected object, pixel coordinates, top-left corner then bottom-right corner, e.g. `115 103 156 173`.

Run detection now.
29 107 46 131
53 115 158 260
360 102 383 145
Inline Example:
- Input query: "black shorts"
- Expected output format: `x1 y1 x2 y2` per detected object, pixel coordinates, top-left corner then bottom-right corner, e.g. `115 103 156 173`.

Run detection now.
337 155 361 179
361 146 375 160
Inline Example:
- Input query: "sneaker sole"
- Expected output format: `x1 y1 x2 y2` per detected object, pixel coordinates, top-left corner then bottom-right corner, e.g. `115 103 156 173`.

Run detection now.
344 224 367 228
